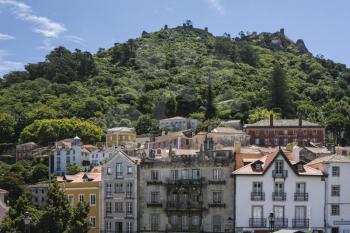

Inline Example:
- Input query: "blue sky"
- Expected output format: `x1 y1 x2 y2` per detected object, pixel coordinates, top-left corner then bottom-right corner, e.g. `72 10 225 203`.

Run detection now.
0 0 349 77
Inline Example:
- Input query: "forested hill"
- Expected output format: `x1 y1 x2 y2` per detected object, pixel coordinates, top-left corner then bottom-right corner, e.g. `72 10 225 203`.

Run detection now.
1 23 350 146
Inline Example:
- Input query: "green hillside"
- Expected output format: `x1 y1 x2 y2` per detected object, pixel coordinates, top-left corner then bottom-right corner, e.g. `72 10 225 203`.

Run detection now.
1 23 349 145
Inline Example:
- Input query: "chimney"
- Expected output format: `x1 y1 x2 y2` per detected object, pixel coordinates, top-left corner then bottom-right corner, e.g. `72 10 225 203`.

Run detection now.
299 117 302 127
270 114 274 127
234 141 241 154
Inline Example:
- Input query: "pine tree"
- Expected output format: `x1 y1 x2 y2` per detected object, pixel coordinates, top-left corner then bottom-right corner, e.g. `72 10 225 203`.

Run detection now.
204 77 217 120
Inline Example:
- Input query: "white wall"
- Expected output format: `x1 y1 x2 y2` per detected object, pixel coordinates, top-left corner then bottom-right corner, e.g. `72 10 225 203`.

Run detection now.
235 153 325 231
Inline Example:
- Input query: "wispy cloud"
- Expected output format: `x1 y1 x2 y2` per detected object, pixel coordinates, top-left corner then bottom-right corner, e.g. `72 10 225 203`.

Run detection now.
0 33 15 40
206 0 224 15
0 49 24 77
63 35 84 44
39 39 55 51
0 0 66 38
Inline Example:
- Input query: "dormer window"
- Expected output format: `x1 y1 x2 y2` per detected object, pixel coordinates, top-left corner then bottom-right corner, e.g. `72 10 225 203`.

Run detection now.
256 163 262 170
252 160 263 171
297 163 303 171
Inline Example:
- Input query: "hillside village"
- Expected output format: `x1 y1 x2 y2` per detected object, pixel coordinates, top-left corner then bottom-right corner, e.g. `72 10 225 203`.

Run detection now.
1 114 350 233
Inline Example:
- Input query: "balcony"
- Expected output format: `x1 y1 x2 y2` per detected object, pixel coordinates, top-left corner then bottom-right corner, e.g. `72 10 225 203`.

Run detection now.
168 225 200 232
115 172 123 179
166 178 205 186
272 170 288 179
125 192 133 199
147 202 163 208
251 192 265 201
146 180 163 185
208 203 226 208
166 201 203 212
105 191 113 198
249 218 266 228
208 179 226 185
274 218 288 228
272 192 286 201
294 192 308 201
125 212 134 219
292 219 309 228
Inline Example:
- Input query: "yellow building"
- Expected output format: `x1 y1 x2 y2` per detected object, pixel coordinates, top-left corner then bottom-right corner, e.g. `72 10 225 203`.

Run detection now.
57 167 101 233
106 127 137 148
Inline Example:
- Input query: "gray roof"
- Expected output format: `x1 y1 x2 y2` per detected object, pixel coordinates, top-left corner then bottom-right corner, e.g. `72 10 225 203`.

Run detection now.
307 154 350 165
245 119 322 128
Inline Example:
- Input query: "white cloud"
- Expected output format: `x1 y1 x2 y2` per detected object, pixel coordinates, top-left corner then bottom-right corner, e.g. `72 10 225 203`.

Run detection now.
39 39 54 51
206 0 224 15
63 35 84 44
0 0 66 38
0 33 15 40
0 49 24 77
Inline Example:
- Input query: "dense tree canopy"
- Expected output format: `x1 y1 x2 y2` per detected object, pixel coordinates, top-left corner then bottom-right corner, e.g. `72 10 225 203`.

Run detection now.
1 25 350 144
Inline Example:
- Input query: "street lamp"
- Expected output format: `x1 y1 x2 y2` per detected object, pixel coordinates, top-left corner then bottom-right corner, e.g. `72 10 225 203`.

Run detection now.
268 212 274 233
24 211 31 233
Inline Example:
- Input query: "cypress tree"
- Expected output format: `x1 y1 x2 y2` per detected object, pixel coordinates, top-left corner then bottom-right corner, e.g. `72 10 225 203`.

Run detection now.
205 77 217 120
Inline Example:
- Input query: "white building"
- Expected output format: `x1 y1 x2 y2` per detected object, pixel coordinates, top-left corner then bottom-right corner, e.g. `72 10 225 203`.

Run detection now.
308 155 350 233
54 137 111 175
101 149 139 233
233 149 325 233
159 116 200 132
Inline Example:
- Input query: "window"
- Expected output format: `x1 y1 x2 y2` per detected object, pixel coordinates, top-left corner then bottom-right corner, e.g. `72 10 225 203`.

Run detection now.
264 138 269 145
331 204 340 216
105 221 111 232
332 166 340 176
284 138 288 145
68 194 74 205
253 182 263 193
256 130 260 136
151 191 160 203
274 182 284 193
252 206 263 218
255 163 262 170
213 215 222 232
332 185 340 196
115 202 123 212
284 129 288 135
106 202 112 213
274 138 279 145
182 216 189 230
192 215 200 226
151 170 159 181
150 214 160 231
66 156 70 165
106 183 112 194
182 169 189 179
78 194 84 202
213 191 222 204
107 167 111 175
296 183 306 193
127 222 132 233
274 206 284 218
275 160 284 172
171 170 179 181
126 202 132 214
90 216 96 228
170 215 178 225
295 206 306 219
127 166 133 174
264 130 268 136
213 168 222 180
90 194 96 206
126 183 133 196
116 163 122 177
115 183 123 193
192 169 200 179
255 138 260 145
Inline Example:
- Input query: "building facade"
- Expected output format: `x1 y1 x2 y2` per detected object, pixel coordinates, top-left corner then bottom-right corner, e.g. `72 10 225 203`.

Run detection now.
244 116 325 147
57 169 101 233
233 149 325 233
28 183 49 208
16 142 39 160
308 155 350 233
159 117 200 132
106 127 137 148
101 150 139 233
139 150 234 233
54 137 83 175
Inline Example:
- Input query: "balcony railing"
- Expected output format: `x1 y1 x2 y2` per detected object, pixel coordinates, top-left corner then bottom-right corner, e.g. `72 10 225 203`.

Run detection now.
166 201 203 211
166 178 205 186
274 218 288 228
115 172 123 178
208 203 226 208
169 225 200 232
272 192 286 201
105 191 113 198
272 170 288 178
208 179 226 185
125 212 133 219
292 219 309 228
251 192 265 201
125 192 133 199
249 218 266 228
294 192 308 201
147 202 163 208
146 180 163 185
